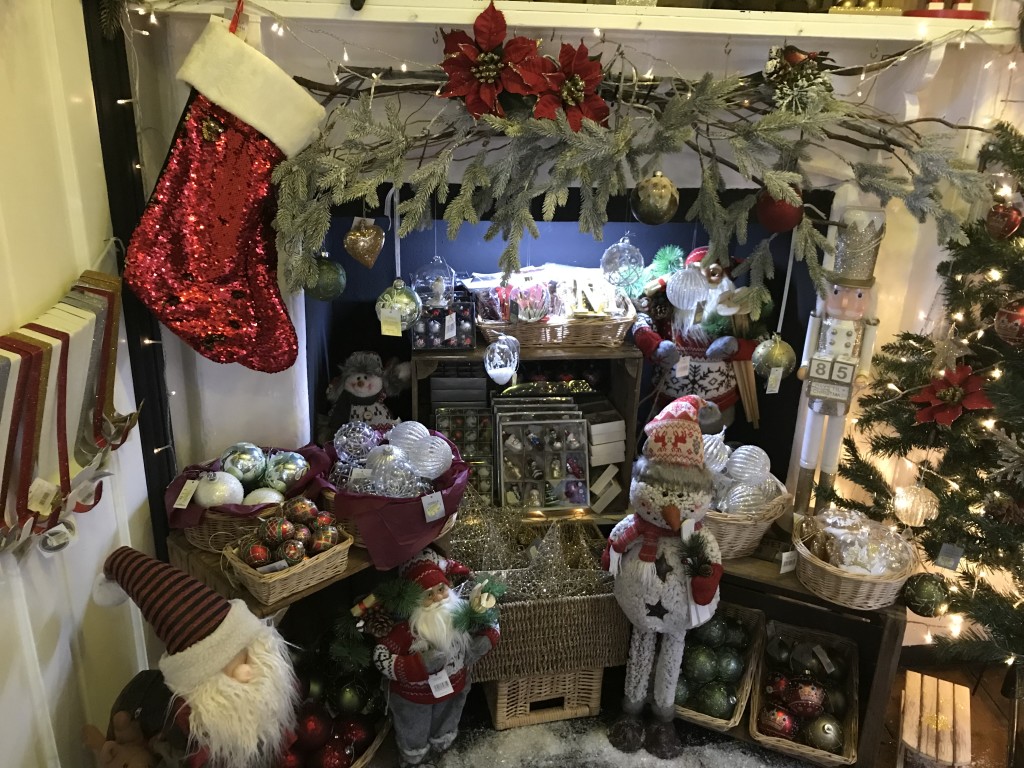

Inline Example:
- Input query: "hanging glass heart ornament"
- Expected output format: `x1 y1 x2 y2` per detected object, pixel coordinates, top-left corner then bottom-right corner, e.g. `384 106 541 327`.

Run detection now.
484 334 520 385
344 220 386 268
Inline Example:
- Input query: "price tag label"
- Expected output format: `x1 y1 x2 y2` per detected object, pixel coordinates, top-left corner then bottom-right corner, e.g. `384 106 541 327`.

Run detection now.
428 670 455 697
27 478 60 515
444 312 456 340
422 491 445 522
779 550 798 573
766 367 783 395
673 355 691 379
173 478 201 509
813 644 836 675
256 560 289 575
351 216 376 230
380 307 403 337
936 543 965 571
350 467 372 481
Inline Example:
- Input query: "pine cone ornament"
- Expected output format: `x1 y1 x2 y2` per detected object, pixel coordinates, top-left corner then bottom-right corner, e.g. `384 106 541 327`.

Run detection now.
986 494 1024 525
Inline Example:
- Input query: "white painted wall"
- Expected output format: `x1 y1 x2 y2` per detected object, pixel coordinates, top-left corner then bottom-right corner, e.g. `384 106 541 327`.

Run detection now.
0 1 156 765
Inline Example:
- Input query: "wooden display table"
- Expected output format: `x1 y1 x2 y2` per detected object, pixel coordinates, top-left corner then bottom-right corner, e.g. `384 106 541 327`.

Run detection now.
166 531 371 619
720 556 907 767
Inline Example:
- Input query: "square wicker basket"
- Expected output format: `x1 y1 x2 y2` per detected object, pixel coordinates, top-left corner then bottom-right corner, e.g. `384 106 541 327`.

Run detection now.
483 667 604 730
748 619 860 766
675 602 766 732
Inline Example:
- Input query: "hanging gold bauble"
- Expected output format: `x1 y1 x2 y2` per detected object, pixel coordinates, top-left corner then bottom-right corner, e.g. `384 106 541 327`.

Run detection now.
752 334 797 379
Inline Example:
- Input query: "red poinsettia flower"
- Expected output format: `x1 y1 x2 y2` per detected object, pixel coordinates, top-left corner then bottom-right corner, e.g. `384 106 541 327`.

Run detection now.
439 2 546 118
533 42 609 132
909 364 994 426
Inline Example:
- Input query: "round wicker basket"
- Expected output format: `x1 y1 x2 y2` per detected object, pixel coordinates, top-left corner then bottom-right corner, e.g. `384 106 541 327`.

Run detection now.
704 478 791 560
794 535 914 611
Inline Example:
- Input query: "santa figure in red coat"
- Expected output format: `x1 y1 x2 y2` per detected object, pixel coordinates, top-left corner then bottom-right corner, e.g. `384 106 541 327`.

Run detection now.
373 550 499 767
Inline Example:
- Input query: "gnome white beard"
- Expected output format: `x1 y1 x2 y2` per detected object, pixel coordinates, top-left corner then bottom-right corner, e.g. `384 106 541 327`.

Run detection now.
409 592 469 660
184 627 298 768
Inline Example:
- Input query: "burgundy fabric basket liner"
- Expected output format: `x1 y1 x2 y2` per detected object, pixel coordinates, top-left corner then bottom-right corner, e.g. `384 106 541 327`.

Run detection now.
166 444 334 529
327 432 469 571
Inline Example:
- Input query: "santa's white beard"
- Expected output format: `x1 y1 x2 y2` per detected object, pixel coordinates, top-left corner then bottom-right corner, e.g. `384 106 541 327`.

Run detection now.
409 592 470 660
182 627 298 768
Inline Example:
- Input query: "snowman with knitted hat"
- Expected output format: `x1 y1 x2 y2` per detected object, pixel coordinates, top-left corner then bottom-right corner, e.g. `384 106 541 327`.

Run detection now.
602 394 724 758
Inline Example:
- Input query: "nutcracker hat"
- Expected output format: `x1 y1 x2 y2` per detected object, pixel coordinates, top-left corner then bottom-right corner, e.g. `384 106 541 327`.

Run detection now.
400 547 470 591
95 547 264 695
642 395 707 467
825 207 886 288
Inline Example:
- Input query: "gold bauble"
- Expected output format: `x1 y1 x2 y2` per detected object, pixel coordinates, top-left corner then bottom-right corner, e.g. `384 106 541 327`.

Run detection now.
344 221 386 268
752 334 797 379
630 171 680 226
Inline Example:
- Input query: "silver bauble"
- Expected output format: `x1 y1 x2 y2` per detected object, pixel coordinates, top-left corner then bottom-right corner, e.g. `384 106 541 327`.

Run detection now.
219 442 267 488
375 279 423 331
723 483 769 515
193 471 245 508
366 444 409 471
703 430 732 474
370 459 419 498
893 485 940 527
387 421 431 452
242 487 285 505
333 421 380 460
408 435 454 480
726 445 771 483
263 451 310 493
630 171 680 225
752 334 797 379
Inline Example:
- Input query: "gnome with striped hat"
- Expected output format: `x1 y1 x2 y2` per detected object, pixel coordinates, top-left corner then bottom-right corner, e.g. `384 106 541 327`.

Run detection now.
94 547 298 767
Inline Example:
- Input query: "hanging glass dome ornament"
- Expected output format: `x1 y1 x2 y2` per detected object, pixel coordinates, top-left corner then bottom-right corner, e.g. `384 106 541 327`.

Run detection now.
600 233 645 289
484 334 520 385
306 251 348 301
375 279 423 331
412 253 456 309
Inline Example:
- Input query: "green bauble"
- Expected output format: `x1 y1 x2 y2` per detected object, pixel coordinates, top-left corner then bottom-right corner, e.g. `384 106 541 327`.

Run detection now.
375 278 423 331
716 647 746 683
902 573 950 618
825 686 848 718
674 677 691 707
694 682 738 720
338 682 367 713
752 334 797 379
307 253 347 301
790 641 825 678
803 714 844 754
683 645 719 684
691 615 728 647
723 619 748 649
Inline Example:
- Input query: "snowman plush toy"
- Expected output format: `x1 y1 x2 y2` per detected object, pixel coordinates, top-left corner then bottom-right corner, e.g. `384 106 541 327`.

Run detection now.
602 394 724 758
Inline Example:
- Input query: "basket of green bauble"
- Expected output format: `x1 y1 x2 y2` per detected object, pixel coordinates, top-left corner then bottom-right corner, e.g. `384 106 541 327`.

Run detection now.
673 603 766 731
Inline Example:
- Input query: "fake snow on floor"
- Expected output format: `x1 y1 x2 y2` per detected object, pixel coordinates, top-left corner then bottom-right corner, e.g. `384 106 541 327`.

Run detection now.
439 719 808 768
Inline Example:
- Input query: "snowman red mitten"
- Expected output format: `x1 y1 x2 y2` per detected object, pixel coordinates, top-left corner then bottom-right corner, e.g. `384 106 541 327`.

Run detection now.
124 19 324 373
690 563 724 605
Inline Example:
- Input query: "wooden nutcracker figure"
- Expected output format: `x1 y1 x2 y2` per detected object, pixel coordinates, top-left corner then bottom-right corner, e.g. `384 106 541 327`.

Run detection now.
794 208 885 515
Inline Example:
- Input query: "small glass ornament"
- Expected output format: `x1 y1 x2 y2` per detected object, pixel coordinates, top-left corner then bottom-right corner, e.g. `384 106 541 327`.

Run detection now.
264 451 311 493
726 445 771 483
407 435 454 480
306 251 347 301
370 459 420 498
375 279 423 331
411 253 456 309
702 430 732 474
893 485 940 527
333 421 380 461
219 442 267 488
366 444 409 472
193 471 245 508
484 334 520 385
600 233 645 288
242 487 285 505
387 421 431 452
723 483 768 515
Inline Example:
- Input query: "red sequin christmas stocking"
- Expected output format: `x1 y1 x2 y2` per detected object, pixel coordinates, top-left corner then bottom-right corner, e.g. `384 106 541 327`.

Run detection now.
124 19 323 373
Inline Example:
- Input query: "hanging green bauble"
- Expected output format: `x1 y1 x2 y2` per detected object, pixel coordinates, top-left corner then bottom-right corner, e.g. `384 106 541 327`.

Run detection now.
683 645 719 684
690 615 728 647
674 677 691 707
752 334 797 379
630 171 680 225
375 279 423 331
716 647 746 683
307 252 348 301
803 714 844 754
902 573 950 618
337 681 367 713
694 681 738 720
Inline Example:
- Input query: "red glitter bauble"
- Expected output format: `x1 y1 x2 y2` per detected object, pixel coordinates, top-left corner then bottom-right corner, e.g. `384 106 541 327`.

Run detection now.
307 736 354 768
784 675 827 719
294 700 333 753
765 671 789 705
258 516 295 547
283 496 320 526
310 525 340 555
995 299 1024 347
333 714 375 756
276 747 306 768
758 705 799 740
986 203 1023 240
240 539 272 568
313 511 336 530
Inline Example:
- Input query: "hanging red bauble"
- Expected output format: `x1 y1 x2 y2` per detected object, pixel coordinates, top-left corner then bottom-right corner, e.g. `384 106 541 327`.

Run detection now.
294 700 334 753
334 714 376 756
909 364 993 426
307 736 354 768
757 704 799 740
755 189 804 233
986 203 1023 240
277 747 306 768
995 298 1024 347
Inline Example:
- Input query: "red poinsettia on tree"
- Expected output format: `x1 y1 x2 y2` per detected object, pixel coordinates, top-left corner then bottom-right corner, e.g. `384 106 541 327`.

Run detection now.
909 364 994 426
534 42 609 132
439 2 547 118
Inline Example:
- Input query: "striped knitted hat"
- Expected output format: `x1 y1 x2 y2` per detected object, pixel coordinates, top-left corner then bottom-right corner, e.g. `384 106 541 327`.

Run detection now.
101 547 263 695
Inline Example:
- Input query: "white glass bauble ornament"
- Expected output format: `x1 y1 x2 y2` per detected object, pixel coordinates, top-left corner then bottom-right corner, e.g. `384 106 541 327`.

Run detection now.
370 459 419 498
193 471 245 508
242 487 285 505
264 451 311 493
366 444 409 471
702 430 732 474
219 442 267 488
333 421 380 460
412 253 456 309
893 486 940 527
726 445 771 483
408 435 454 480
484 334 520 385
387 421 431 452
723 483 768 515
666 266 710 311
600 234 645 288
375 279 423 330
